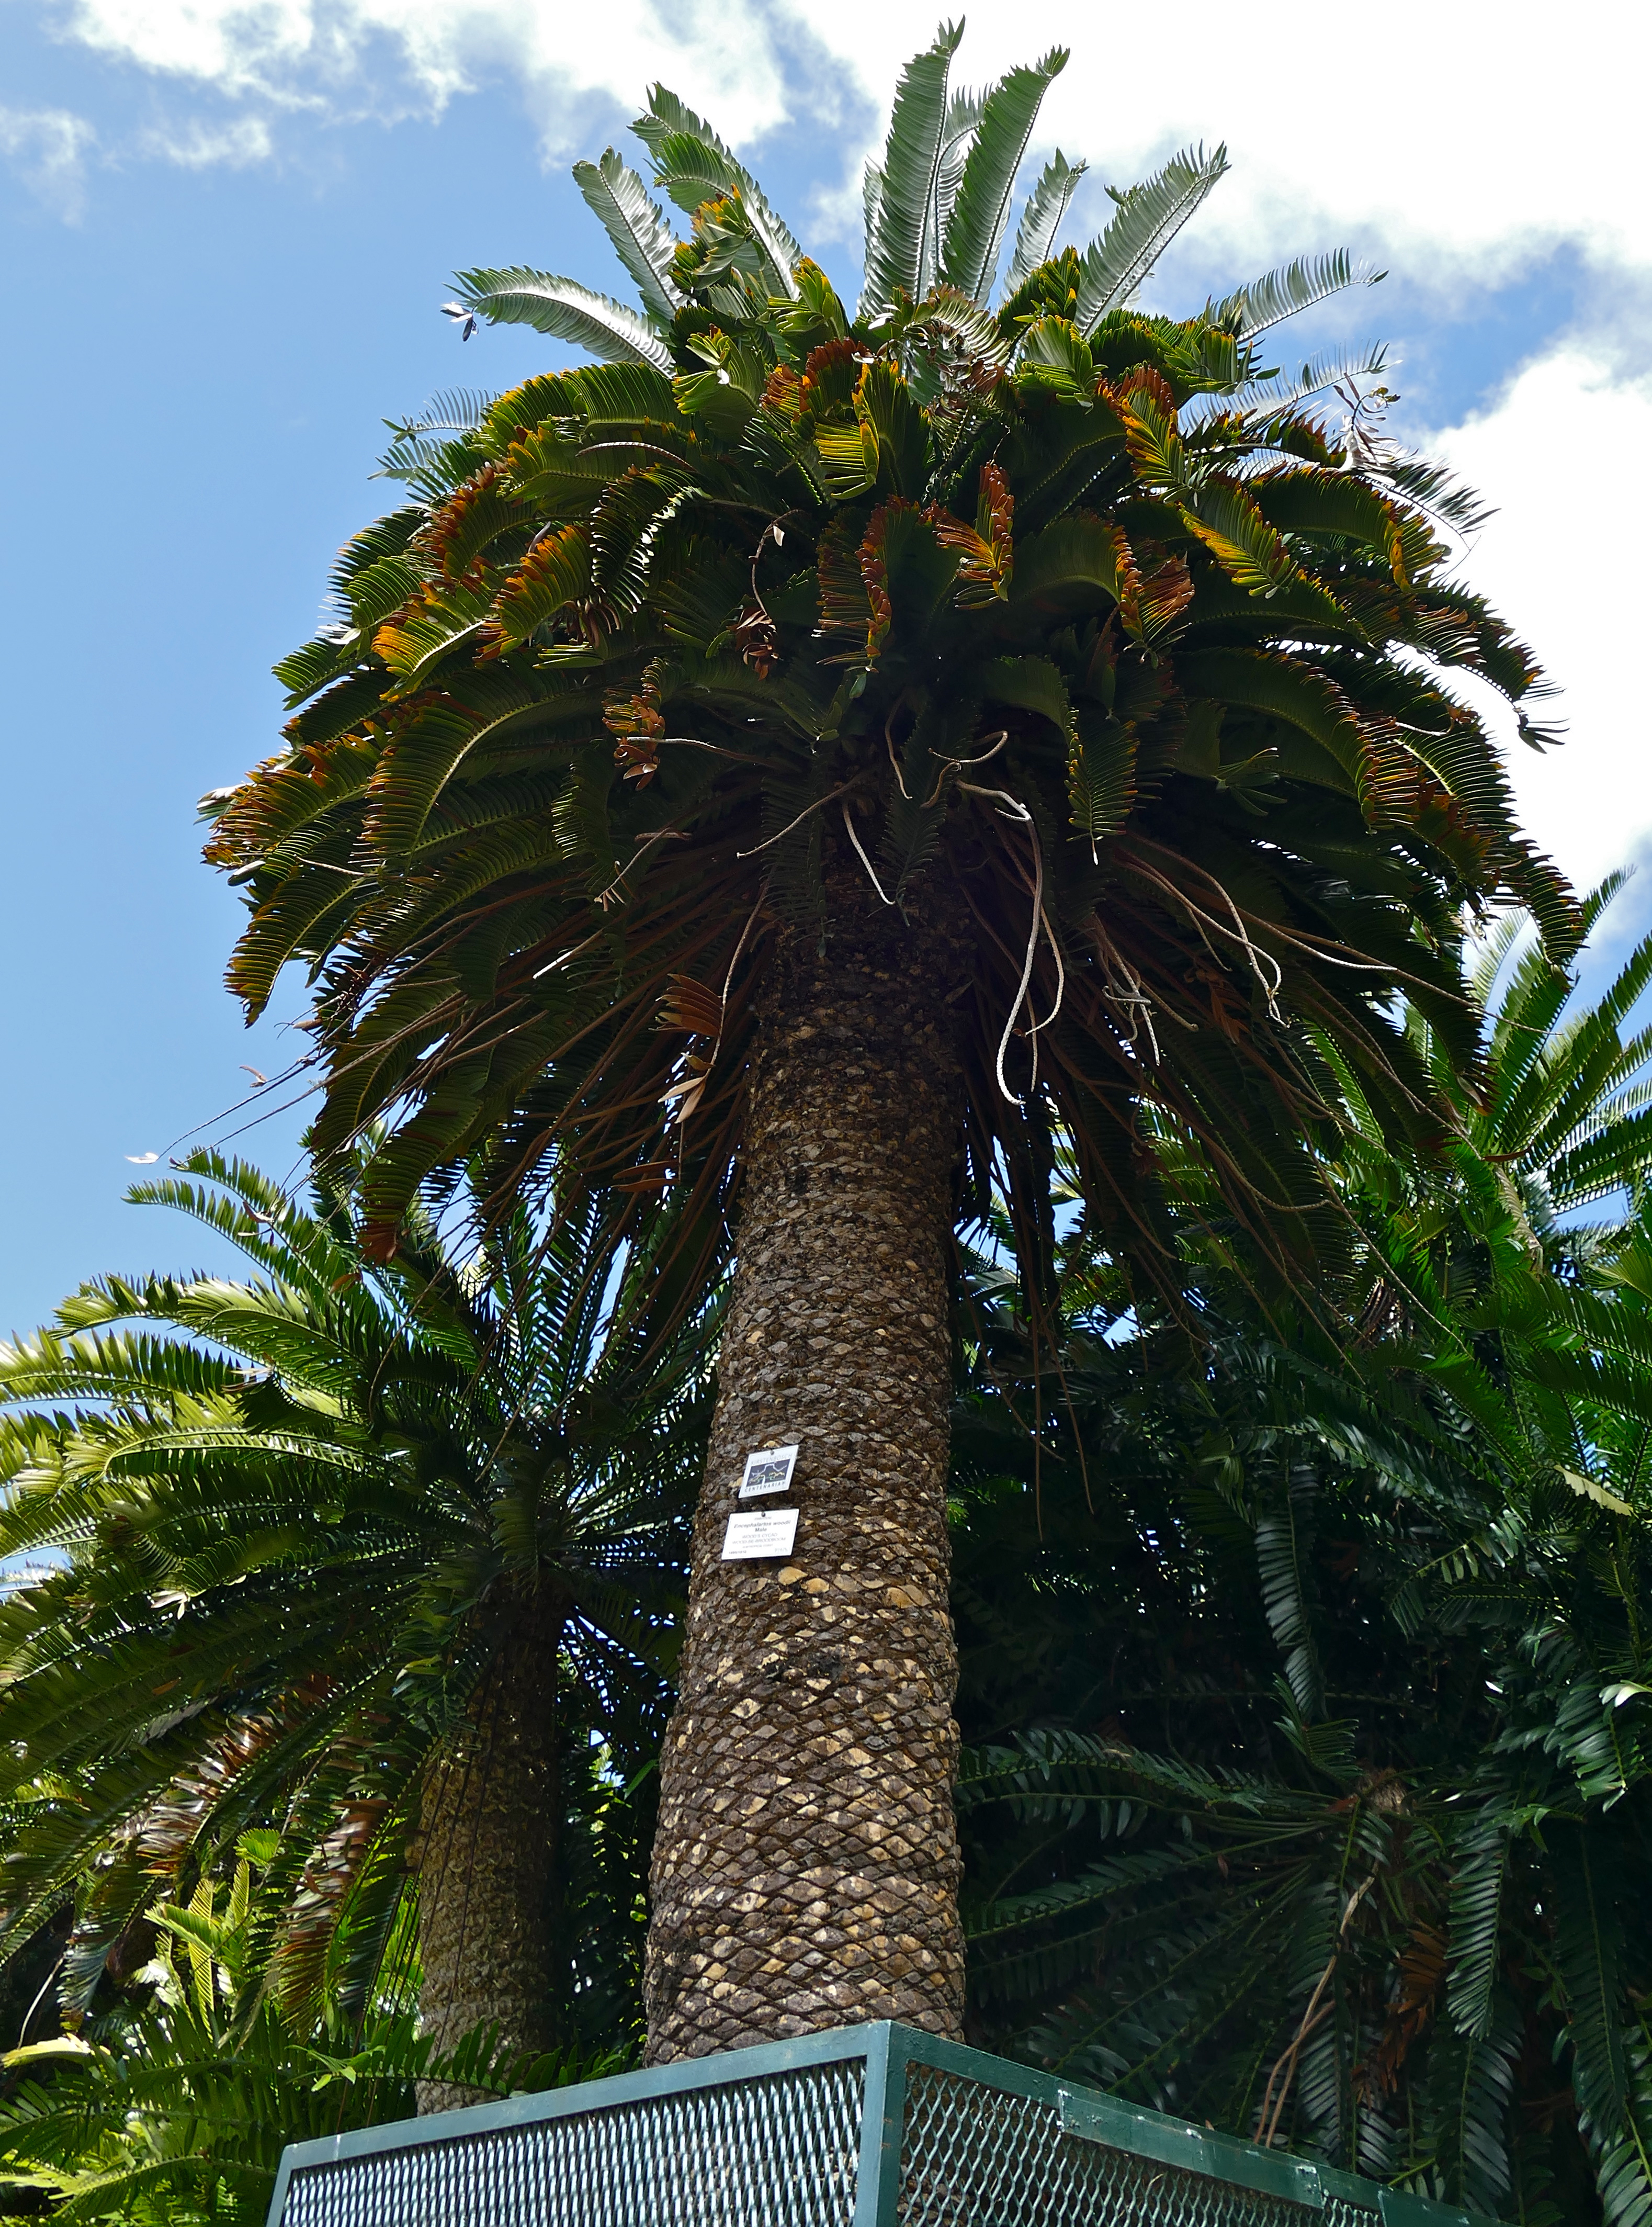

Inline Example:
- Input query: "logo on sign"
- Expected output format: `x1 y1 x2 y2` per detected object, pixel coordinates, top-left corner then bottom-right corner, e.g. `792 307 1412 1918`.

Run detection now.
738 1443 799 1499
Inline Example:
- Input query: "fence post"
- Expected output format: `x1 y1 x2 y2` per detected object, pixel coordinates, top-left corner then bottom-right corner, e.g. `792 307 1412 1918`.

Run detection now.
851 2022 904 2227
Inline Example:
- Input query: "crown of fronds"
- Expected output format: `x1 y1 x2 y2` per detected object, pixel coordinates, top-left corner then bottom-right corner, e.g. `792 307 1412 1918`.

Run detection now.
205 25 1578 1299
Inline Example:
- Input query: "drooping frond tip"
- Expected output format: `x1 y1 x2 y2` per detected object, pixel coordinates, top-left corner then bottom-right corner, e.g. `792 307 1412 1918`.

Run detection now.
450 268 673 372
1206 250 1383 339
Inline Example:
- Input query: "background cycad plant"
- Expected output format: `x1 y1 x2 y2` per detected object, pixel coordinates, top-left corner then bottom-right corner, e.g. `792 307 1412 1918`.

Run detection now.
0 1152 720 2100
949 890 1652 2222
203 25 1576 2061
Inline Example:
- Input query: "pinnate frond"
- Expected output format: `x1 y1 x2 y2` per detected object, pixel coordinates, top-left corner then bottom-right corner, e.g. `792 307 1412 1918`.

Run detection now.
631 84 801 298
1074 144 1229 334
861 21 965 314
573 149 683 323
1003 151 1087 299
1206 250 1381 337
451 267 673 371
940 48 1067 306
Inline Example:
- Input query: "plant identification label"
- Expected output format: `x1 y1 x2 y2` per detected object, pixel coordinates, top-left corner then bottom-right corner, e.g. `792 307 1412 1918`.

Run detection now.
738 1443 799 1498
721 1508 799 1560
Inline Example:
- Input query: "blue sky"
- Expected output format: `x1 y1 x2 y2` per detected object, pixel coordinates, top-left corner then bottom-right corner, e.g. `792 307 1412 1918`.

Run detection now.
3 0 1648 1332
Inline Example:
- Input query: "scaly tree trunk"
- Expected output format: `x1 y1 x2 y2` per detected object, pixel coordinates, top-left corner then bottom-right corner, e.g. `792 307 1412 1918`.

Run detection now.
415 1587 565 2110
645 864 971 2061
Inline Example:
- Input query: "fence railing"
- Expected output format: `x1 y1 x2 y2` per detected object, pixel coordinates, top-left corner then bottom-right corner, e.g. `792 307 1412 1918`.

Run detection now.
267 2020 1499 2227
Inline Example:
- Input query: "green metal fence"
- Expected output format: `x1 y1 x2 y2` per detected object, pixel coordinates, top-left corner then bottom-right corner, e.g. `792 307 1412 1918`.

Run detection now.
266 2021 1498 2227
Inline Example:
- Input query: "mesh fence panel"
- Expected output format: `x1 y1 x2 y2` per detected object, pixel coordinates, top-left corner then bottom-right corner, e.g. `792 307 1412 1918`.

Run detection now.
268 2031 1468 2227
897 2066 1382 2227
1323 2199 1383 2227
281 2059 864 2227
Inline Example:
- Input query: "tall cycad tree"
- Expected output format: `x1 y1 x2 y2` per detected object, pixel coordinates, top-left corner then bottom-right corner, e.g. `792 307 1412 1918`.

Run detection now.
204 29 1577 2062
0 1153 719 2098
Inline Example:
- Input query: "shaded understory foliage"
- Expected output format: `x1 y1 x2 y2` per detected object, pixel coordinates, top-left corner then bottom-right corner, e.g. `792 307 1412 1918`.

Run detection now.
952 891 1652 2225
0 1849 623 2225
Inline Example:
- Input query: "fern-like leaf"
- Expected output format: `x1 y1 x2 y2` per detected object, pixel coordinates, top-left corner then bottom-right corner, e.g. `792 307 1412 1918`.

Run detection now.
1206 250 1381 338
572 149 684 323
1002 151 1087 298
1446 1813 1506 2041
940 48 1067 306
451 267 673 370
1074 144 1230 334
631 85 801 298
861 23 966 314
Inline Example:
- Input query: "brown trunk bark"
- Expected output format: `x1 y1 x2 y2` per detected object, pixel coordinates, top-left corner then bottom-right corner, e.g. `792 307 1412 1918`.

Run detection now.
644 861 971 2062
414 1587 565 2111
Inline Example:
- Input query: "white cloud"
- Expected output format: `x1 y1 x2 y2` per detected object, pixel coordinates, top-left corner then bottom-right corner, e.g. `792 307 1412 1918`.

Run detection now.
62 0 315 89
56 0 791 152
142 114 273 165
1425 348 1652 900
774 0 1652 289
43 0 1649 289
0 103 96 219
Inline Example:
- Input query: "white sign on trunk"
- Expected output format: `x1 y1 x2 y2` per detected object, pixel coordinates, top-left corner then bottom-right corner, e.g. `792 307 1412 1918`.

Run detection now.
721 1507 799 1561
738 1443 799 1499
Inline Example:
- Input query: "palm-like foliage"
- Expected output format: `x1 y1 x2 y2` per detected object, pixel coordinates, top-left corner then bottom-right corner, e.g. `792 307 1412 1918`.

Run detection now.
1337 878 1652 1525
0 1151 720 2050
950 894 1652 2222
0 1848 622 2225
205 28 1575 1298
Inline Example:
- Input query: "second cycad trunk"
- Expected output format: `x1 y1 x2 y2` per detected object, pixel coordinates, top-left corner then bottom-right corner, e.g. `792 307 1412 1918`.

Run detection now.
645 867 970 2061
416 1588 565 2109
